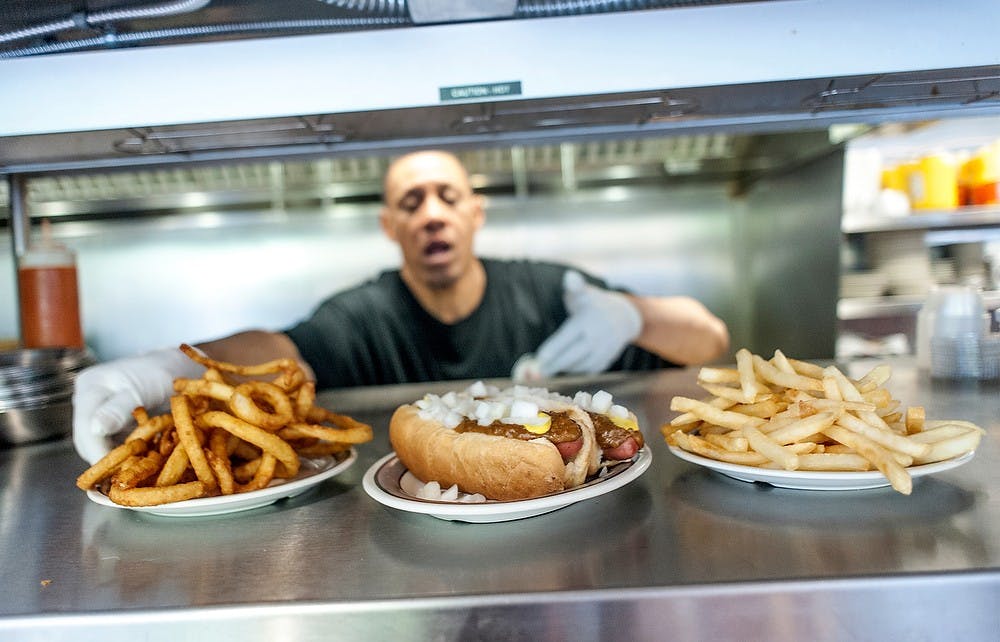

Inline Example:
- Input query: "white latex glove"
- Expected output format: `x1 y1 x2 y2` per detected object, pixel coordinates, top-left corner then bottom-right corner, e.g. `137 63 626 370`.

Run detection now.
532 270 642 377
72 348 204 464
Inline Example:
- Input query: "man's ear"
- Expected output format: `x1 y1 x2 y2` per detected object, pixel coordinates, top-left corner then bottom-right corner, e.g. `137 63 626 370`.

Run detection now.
471 194 486 230
379 207 397 242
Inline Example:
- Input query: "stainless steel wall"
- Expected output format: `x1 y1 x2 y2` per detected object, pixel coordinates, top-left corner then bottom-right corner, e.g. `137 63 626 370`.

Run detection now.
741 150 844 359
1 170 841 363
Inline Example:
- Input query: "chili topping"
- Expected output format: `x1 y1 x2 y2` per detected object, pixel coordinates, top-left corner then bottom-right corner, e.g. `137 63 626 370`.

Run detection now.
589 412 645 450
455 411 581 444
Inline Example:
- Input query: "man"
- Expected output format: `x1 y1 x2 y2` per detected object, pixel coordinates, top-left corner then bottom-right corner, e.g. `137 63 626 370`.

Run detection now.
72 150 729 463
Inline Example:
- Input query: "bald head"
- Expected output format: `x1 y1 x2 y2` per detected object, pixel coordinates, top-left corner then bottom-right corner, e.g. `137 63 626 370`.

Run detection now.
378 149 485 293
382 150 472 205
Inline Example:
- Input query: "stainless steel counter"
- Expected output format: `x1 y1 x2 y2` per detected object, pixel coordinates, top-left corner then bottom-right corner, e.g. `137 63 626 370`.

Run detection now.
2 359 999 640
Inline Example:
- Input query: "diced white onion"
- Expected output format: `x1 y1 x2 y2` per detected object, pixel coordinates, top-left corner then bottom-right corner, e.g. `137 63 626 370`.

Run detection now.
508 399 539 418
415 481 441 500
609 404 628 419
474 401 491 420
475 401 505 425
591 390 613 413
408 477 486 504
416 385 630 438
443 411 463 430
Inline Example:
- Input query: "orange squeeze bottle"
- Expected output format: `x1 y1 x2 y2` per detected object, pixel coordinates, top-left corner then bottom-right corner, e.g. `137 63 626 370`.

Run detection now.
18 220 84 349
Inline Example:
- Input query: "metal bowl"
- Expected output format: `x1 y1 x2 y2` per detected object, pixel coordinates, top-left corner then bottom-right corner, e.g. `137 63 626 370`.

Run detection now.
0 348 93 447
0 348 94 383
0 398 73 446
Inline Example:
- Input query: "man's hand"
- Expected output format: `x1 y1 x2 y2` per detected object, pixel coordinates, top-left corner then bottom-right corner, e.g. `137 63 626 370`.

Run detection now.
72 348 204 464
534 271 642 377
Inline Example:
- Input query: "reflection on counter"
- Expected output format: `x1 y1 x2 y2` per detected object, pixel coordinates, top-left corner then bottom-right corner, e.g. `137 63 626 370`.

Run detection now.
365 481 653 590
664 467 988 579
2 361 998 639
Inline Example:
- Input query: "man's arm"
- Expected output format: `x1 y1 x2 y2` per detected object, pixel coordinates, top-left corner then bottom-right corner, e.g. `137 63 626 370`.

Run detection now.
531 270 730 378
196 329 315 380
627 294 730 365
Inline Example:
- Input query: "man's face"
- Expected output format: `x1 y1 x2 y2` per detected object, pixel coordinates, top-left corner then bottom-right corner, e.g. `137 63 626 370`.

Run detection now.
380 151 485 290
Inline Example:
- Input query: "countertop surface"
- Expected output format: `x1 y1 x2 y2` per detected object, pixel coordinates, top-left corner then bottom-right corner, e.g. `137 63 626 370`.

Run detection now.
2 359 999 640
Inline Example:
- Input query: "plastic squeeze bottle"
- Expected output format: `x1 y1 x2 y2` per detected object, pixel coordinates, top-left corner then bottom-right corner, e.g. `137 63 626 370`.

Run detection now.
17 220 84 349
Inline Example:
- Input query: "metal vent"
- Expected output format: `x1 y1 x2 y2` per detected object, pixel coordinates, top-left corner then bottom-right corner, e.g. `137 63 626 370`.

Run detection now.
112 116 349 155
803 69 1000 113
5 134 742 216
0 0 778 58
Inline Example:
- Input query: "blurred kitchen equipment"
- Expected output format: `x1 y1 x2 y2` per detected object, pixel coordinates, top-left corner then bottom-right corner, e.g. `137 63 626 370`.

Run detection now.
17 220 84 349
868 230 933 296
908 151 959 211
927 285 989 379
0 347 94 446
981 308 1000 381
916 287 944 372
877 161 914 216
963 140 1000 206
953 242 989 289
981 333 1000 381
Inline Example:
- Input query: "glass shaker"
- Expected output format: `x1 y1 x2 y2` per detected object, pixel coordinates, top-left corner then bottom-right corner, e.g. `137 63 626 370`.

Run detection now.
928 285 985 379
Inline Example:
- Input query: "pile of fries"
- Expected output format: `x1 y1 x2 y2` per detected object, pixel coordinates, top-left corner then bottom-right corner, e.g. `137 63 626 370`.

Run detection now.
663 348 984 495
77 344 373 506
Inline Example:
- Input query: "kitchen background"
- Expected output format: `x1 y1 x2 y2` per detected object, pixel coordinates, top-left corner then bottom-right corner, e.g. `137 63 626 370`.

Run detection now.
839 115 1000 359
1 1 998 370
3 114 998 365
1 131 842 362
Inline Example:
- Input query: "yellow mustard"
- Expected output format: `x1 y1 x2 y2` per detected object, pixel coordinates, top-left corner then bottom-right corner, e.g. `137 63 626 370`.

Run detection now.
523 413 552 435
609 414 639 432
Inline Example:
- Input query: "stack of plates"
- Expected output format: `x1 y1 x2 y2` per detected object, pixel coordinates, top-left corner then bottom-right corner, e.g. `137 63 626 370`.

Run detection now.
868 231 932 296
840 271 888 298
931 258 957 286
0 348 95 447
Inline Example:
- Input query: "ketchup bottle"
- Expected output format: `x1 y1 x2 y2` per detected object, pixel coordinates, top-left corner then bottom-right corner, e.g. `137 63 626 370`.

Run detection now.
18 220 84 349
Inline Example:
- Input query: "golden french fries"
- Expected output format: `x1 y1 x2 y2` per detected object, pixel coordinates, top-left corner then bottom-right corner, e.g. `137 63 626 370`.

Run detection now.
75 440 147 491
664 349 984 495
76 346 373 506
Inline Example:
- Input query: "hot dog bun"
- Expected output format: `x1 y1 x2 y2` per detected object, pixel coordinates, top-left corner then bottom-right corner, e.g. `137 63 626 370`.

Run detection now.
389 383 639 501
389 404 566 500
541 402 600 486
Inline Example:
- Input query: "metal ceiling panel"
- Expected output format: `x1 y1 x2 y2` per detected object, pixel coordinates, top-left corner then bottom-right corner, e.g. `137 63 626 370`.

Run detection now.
0 0 999 174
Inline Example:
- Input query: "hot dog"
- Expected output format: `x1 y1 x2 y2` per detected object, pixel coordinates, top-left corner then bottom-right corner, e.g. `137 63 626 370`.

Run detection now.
572 390 646 462
388 382 643 501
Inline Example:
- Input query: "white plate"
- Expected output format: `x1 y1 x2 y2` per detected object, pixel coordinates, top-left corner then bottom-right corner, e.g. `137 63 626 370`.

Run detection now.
668 445 976 491
362 446 652 523
86 449 357 517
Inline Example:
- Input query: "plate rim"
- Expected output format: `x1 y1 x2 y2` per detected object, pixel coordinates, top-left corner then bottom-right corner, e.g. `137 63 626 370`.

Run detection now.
362 445 653 519
667 444 976 487
86 447 357 516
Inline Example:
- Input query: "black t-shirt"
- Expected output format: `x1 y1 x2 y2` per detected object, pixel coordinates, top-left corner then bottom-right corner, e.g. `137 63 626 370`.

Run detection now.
285 258 673 389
